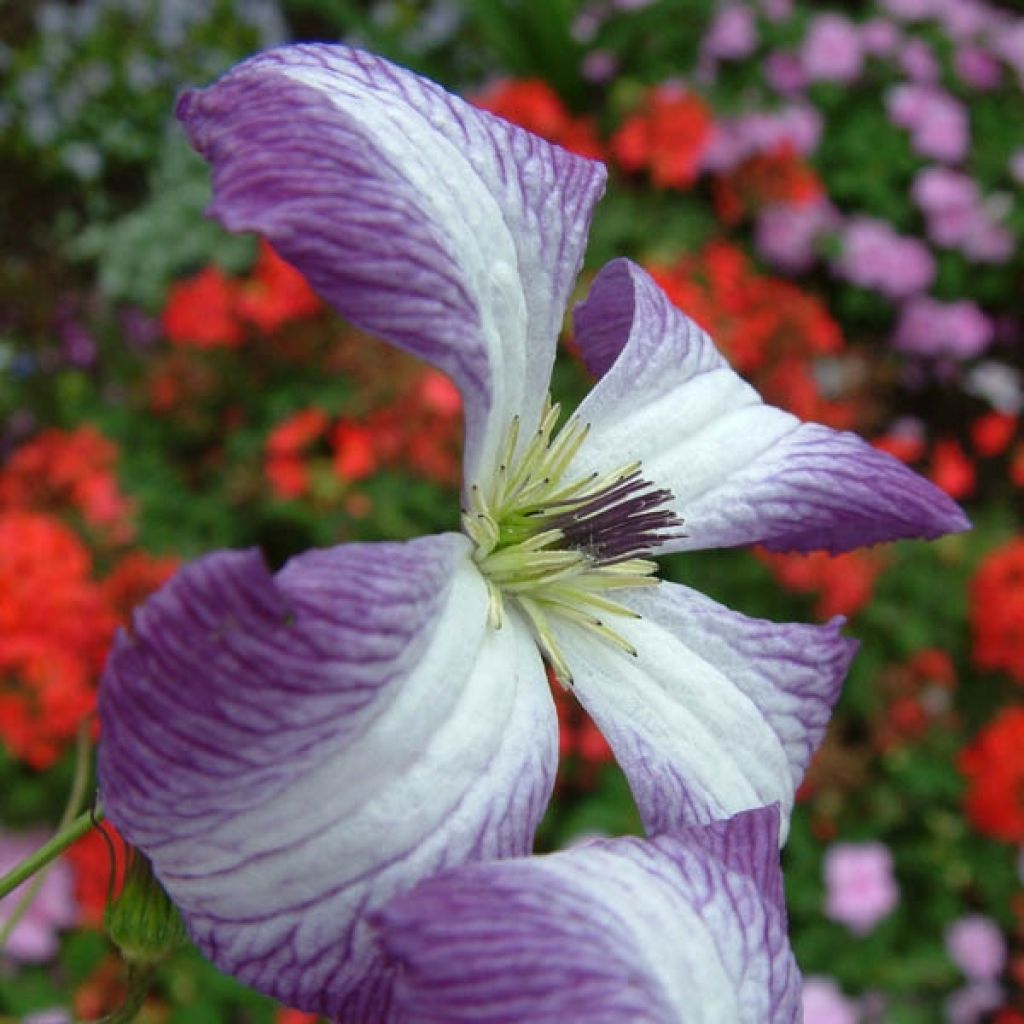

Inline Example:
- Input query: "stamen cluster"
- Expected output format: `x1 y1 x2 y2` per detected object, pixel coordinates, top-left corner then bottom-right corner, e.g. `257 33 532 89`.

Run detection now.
463 400 683 684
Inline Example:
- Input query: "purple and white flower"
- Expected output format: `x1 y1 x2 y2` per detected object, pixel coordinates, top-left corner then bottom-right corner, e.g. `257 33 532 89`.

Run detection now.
375 805 801 1022
98 44 968 1017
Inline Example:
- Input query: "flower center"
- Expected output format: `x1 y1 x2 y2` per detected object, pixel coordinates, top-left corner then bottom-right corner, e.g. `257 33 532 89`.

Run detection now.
462 399 684 685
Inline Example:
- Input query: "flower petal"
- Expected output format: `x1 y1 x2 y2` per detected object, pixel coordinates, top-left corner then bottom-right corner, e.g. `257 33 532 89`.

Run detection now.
98 535 556 1016
177 44 606 483
572 259 969 553
554 581 856 838
373 806 800 1023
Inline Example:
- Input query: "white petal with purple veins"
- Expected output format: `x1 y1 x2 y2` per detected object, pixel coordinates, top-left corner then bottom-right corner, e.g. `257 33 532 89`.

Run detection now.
177 44 606 484
99 534 556 1016
571 259 970 554
372 806 800 1023
555 580 856 838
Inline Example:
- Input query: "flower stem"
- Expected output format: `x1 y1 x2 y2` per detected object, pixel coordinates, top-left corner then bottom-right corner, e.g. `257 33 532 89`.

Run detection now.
96 963 158 1024
0 725 102 906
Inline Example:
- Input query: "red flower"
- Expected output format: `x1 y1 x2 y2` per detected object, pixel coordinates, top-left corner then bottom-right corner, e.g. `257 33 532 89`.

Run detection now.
908 648 955 688
0 512 117 768
267 457 311 500
0 426 135 542
276 1011 323 1024
649 242 841 374
756 548 883 620
263 408 331 500
712 143 822 225
646 242 855 426
332 420 378 482
473 79 603 160
236 240 321 333
959 707 1024 843
162 266 243 349
873 431 926 465
551 673 612 786
1011 443 1024 488
101 552 180 623
929 439 975 500
267 408 330 457
417 370 461 417
612 87 712 189
970 538 1024 683
872 648 957 754
971 411 1017 457
475 79 569 138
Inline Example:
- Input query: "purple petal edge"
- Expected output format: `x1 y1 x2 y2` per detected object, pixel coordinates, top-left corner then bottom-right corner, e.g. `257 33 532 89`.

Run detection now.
370 806 799 1023
177 43 607 481
573 259 971 554
99 536 557 1017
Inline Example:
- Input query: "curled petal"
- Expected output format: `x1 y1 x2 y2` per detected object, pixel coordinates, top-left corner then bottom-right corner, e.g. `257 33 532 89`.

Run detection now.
374 806 800 1023
98 535 556 1016
572 259 970 554
556 581 856 838
177 44 606 483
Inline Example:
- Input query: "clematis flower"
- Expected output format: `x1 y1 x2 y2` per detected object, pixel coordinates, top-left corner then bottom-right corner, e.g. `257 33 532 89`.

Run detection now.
98 44 968 1018
373 805 801 1021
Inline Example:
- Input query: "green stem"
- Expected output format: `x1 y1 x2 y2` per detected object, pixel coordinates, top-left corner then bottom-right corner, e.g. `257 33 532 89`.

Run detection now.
0 725 95 949
96 963 158 1024
0 805 103 901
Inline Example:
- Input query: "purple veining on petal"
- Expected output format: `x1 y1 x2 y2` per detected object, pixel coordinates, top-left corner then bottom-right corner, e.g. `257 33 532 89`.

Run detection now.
704 422 971 554
177 43 606 481
371 806 800 1023
622 584 855 823
558 580 856 838
571 259 970 555
99 534 556 1016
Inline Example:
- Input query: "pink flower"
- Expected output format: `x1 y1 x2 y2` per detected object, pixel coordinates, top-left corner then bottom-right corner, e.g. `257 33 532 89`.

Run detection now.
900 39 940 82
912 168 1012 262
702 104 822 172
802 14 864 83
21 1012 72 1024
937 0 994 40
764 51 807 95
834 217 935 299
802 977 860 1024
887 83 969 162
760 0 793 23
954 46 1002 89
1010 149 1024 185
944 982 1004 1024
989 21 1024 87
861 18 902 56
912 167 981 244
881 0 937 20
0 832 77 962
581 50 618 83
755 198 839 272
946 915 1008 981
893 297 994 360
703 4 758 60
823 842 900 935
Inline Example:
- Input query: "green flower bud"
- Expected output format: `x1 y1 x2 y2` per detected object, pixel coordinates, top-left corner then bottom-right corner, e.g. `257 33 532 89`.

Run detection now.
104 848 188 965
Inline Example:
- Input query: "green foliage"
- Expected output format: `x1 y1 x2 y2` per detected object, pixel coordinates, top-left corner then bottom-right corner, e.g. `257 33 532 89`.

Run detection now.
75 134 256 310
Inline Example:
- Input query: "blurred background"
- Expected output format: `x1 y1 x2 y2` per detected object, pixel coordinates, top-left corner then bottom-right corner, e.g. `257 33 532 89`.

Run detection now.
1 0 1023 1021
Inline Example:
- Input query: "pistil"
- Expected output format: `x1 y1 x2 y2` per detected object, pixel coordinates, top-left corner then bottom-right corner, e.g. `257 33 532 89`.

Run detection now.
463 399 684 685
